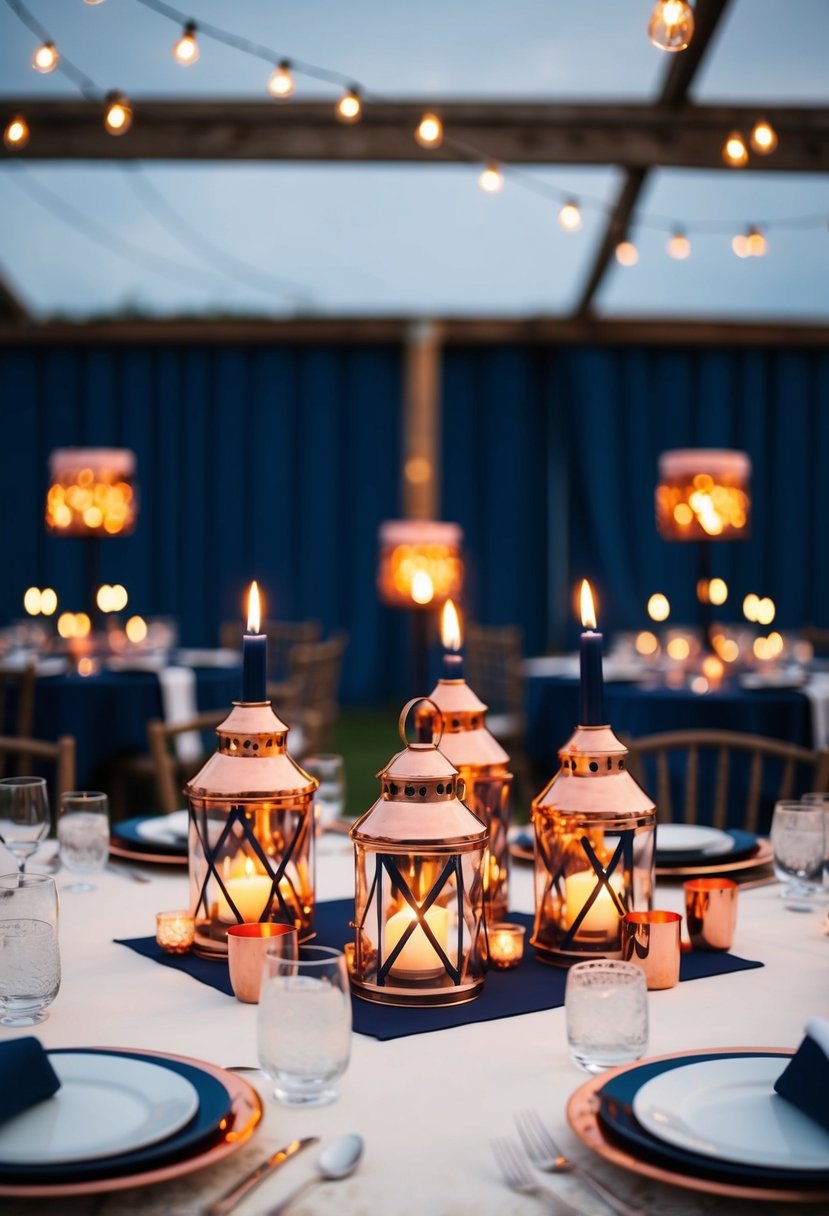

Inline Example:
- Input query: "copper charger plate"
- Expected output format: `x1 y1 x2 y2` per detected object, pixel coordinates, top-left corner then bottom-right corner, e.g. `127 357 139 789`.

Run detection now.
0 1049 262 1198
566 1046 829 1203
109 840 186 867
510 837 774 879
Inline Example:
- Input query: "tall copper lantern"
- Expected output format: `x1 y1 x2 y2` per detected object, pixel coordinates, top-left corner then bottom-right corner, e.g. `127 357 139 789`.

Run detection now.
349 699 488 1006
531 582 656 964
185 583 317 958
419 601 513 923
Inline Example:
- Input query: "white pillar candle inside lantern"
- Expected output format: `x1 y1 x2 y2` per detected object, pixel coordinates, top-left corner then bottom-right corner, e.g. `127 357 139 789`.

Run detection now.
349 699 488 1007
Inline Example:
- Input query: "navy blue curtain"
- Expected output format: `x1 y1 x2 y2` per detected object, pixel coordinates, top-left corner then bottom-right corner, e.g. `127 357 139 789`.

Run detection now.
0 343 404 702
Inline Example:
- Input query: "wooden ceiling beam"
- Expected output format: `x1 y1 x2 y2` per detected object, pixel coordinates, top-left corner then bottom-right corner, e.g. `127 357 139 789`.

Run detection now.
1 98 827 171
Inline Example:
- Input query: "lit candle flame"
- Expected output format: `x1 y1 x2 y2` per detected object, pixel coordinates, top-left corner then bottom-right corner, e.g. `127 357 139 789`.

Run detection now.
580 579 597 630
247 581 261 633
441 598 462 651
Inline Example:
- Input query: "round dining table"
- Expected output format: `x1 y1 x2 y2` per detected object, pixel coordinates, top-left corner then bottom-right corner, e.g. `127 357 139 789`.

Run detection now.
0 834 824 1215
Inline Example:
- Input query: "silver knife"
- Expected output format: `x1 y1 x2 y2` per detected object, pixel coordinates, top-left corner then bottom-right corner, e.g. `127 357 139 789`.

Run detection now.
204 1136 319 1216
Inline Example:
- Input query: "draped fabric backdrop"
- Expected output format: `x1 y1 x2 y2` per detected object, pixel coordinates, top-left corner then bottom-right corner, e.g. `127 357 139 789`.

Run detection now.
1 340 827 701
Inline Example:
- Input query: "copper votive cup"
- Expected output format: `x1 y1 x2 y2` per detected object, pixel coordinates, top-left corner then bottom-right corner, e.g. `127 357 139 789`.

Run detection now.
621 911 682 990
155 909 195 954
227 922 298 1004
489 922 526 969
684 878 738 951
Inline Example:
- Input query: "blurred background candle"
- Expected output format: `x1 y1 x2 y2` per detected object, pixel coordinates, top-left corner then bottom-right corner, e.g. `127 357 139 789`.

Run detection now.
242 580 267 702
579 579 605 725
441 598 463 678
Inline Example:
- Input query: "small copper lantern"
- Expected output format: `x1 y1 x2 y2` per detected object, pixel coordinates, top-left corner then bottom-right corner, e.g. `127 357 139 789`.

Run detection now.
419 601 513 923
349 699 488 1006
532 582 656 964
185 583 317 958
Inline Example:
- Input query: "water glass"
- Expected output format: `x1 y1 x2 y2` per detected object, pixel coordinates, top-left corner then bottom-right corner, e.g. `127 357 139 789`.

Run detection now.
0 777 50 873
304 755 346 829
801 793 829 887
58 791 109 891
770 801 825 909
0 872 61 1026
565 959 648 1074
257 945 351 1106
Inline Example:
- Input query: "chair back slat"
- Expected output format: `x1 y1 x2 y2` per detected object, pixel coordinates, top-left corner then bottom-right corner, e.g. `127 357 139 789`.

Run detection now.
657 751 671 822
148 710 226 816
685 745 699 825
712 747 730 829
0 733 76 804
745 751 764 834
778 757 797 801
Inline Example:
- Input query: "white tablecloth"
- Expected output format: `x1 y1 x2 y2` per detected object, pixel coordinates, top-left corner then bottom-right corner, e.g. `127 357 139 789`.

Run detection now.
2 839 826 1216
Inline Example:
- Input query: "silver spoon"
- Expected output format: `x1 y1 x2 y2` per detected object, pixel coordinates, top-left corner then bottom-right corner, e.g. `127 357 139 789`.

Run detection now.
267 1133 363 1215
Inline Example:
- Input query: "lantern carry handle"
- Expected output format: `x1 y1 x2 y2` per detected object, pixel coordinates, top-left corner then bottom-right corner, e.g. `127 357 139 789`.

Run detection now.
398 697 444 748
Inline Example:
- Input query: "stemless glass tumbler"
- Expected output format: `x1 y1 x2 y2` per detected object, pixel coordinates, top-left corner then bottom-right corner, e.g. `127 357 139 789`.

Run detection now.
257 946 351 1107
0 872 61 1026
0 777 50 873
57 791 110 891
565 959 648 1074
770 801 825 909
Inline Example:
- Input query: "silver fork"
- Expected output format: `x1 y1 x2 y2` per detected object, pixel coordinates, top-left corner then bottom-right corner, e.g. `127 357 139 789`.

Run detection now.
516 1110 645 1216
492 1138 585 1215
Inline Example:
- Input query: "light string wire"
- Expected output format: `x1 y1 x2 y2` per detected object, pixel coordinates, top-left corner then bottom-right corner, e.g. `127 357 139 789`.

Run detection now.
3 0 828 247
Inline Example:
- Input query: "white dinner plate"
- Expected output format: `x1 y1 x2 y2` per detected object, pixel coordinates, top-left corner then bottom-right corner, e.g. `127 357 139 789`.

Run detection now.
135 811 190 845
0 1053 200 1166
175 648 240 668
633 1056 829 1171
655 824 733 856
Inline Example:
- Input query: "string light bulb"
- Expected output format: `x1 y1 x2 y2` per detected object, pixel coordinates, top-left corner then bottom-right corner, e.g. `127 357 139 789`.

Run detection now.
647 1 694 52
478 162 503 193
667 230 691 259
4 114 29 149
172 22 199 66
746 226 767 257
731 232 750 259
750 118 777 154
104 91 133 136
32 42 59 74
615 240 639 267
558 200 582 231
336 87 362 123
723 131 749 167
415 112 443 148
267 60 295 98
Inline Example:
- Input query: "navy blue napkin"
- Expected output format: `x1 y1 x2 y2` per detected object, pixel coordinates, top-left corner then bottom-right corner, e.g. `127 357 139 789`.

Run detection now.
774 1020 829 1133
0 1037 61 1125
116 898 763 1042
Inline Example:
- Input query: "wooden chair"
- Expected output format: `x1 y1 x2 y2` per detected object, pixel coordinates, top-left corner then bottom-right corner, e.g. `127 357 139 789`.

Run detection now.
276 632 349 757
219 619 322 696
464 622 532 801
0 663 37 776
0 734 76 803
147 709 227 817
624 729 829 833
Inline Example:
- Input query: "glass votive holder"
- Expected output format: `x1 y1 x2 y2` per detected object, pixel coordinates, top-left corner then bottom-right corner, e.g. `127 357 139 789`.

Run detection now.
489 922 526 969
155 909 195 954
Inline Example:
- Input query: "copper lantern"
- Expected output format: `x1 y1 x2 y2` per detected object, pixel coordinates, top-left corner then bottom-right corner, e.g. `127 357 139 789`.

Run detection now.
349 699 488 1006
531 724 656 965
185 700 317 958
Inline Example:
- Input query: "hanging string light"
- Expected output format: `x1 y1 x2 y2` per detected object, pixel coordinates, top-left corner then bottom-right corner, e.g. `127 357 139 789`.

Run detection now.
3 114 29 149
731 231 749 259
104 91 133 135
415 112 443 149
750 118 778 155
723 131 749 167
478 162 503 193
84 0 106 5
335 87 362 123
32 41 59 73
647 1 694 52
267 60 295 98
616 240 639 266
746 226 768 257
667 230 691 259
558 200 582 231
172 22 200 65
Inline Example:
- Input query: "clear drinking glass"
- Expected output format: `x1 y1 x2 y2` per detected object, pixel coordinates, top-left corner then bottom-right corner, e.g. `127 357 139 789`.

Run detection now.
801 793 829 888
257 945 351 1107
0 872 61 1026
771 801 825 908
304 755 346 829
57 791 109 891
565 959 649 1074
0 776 50 873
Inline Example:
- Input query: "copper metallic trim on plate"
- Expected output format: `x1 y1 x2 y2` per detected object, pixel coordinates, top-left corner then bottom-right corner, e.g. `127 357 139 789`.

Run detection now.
566 1047 829 1203
509 836 773 880
109 841 186 867
0 1050 262 1198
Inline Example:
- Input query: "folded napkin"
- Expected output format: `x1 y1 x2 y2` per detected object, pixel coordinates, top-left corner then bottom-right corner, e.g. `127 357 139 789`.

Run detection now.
774 1018 829 1132
158 665 200 762
0 1037 61 1125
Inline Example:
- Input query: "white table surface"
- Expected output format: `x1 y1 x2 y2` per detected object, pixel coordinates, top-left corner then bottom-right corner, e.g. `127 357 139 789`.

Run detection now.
1 836 827 1216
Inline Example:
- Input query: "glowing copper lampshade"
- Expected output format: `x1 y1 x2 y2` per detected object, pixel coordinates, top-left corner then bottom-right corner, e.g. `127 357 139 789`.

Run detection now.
45 448 138 537
655 449 751 542
376 520 463 609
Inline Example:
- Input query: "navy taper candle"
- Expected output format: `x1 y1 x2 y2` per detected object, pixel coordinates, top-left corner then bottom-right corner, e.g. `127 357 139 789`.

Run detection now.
579 579 605 726
241 580 267 702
